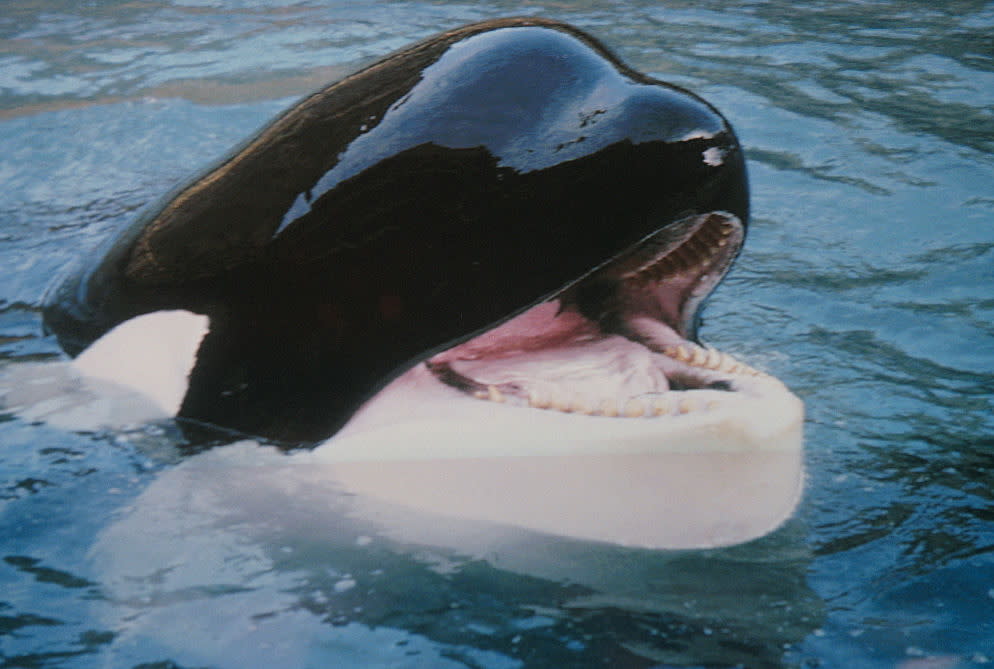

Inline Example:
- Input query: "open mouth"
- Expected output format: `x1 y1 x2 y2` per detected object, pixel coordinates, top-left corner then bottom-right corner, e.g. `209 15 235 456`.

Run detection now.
424 212 772 418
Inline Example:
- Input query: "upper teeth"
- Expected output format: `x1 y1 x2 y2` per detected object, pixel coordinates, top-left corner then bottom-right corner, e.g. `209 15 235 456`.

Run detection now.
622 215 738 281
512 389 714 418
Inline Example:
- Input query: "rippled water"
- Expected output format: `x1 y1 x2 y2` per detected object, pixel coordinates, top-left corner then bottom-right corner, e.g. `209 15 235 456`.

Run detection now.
1 1 992 667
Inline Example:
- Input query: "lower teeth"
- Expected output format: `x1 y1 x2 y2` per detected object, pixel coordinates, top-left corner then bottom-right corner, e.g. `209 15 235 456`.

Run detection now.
660 343 762 376
437 340 760 419
470 384 725 418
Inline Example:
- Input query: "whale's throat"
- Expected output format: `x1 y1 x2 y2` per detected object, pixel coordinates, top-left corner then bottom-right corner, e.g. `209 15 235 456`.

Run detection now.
425 212 768 418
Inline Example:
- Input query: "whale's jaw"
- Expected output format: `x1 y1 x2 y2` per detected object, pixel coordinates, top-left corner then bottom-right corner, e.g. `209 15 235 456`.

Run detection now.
320 208 803 550
325 332 803 550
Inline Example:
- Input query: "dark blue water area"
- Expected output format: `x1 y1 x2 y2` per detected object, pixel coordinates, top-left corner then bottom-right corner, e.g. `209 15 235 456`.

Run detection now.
1 1 993 667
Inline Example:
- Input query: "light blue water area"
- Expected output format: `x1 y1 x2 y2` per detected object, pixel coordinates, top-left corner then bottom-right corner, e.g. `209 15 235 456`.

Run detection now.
1 1 992 667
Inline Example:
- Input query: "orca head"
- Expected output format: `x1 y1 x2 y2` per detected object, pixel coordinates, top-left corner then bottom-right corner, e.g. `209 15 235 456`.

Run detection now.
43 18 754 443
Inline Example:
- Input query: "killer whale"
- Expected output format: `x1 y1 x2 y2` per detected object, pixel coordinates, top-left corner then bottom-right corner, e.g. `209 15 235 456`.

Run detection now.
42 17 751 443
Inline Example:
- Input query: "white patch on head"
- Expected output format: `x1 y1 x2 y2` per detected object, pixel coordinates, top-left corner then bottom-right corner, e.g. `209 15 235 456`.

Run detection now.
73 310 209 416
703 146 725 166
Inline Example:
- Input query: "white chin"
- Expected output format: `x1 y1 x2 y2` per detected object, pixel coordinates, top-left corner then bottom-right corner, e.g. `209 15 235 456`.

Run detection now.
318 362 804 550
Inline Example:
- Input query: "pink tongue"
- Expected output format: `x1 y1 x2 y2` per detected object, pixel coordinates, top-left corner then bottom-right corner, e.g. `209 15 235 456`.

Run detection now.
429 301 686 402
441 335 674 401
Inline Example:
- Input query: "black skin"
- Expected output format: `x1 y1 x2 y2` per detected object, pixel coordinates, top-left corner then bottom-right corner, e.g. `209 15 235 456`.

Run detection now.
43 17 748 444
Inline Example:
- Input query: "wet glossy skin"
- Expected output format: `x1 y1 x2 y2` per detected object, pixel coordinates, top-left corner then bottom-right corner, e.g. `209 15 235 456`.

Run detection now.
43 17 747 442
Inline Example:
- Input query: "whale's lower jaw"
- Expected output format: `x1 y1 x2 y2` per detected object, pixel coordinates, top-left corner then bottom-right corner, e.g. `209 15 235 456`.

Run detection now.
321 362 803 549
331 361 803 461
323 228 807 550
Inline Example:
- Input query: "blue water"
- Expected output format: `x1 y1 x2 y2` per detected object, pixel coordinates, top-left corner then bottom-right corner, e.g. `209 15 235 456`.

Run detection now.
1 1 992 667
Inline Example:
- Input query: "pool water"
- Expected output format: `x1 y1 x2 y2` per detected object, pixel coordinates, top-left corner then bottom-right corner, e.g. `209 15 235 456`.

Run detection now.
1 1 992 667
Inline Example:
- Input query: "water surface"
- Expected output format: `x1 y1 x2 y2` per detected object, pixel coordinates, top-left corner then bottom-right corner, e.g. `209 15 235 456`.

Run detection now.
1 1 992 667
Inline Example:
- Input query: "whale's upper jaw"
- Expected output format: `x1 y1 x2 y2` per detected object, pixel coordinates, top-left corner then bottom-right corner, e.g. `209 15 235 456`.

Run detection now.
424 211 765 419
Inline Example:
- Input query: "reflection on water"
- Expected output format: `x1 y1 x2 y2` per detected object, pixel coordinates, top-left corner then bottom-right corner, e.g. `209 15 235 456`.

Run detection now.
87 442 818 668
1 1 992 667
